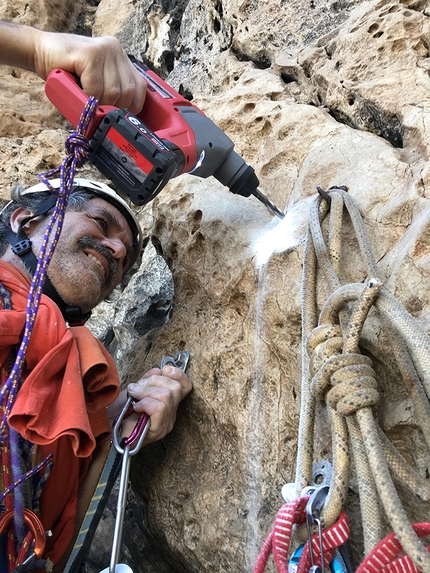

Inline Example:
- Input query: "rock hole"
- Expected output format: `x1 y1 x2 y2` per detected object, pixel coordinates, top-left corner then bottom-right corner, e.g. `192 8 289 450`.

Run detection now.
161 50 174 73
178 84 194 101
368 23 379 34
191 210 202 235
281 72 297 84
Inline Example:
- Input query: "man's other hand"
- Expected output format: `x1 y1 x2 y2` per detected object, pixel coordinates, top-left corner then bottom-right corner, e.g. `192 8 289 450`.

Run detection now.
109 365 192 446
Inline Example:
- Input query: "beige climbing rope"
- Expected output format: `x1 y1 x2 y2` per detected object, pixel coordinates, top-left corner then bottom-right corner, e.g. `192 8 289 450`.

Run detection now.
295 186 430 571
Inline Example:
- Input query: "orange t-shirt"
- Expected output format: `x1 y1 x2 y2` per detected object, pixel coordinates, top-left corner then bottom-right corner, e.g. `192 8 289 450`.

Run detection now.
0 261 120 563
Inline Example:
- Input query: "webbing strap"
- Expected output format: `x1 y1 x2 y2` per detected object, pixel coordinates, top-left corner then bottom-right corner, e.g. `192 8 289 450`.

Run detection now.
356 523 430 573
253 495 349 573
254 495 309 573
63 445 121 573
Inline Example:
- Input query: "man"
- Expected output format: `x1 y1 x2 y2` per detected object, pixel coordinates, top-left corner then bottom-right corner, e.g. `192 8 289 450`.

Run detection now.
0 21 192 572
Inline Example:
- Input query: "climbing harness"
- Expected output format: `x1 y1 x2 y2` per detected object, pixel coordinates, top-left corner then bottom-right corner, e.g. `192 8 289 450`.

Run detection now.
0 96 98 571
255 185 430 572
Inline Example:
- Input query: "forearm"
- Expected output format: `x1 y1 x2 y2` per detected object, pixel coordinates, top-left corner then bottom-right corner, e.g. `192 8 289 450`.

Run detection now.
0 20 147 111
0 21 40 71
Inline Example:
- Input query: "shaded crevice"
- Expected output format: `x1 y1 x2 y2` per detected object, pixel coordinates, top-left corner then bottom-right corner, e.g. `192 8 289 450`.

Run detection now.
161 0 190 34
400 0 429 12
281 72 298 84
230 46 272 69
178 84 194 100
134 296 173 335
326 96 404 148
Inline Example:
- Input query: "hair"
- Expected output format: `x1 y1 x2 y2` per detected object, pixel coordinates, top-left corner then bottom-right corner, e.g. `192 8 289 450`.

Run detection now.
0 184 101 255
0 185 142 276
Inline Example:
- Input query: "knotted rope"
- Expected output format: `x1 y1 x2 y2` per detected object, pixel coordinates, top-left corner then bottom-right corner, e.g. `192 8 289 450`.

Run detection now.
295 186 430 571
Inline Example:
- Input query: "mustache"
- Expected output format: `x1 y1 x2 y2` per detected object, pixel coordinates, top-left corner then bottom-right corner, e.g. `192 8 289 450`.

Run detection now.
78 236 119 287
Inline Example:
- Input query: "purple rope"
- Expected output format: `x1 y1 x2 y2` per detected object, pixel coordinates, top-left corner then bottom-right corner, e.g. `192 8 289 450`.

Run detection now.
0 453 54 504
0 96 97 550
0 96 98 439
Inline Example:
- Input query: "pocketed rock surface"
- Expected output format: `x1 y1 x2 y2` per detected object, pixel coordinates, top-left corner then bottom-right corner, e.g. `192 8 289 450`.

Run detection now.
1 1 430 572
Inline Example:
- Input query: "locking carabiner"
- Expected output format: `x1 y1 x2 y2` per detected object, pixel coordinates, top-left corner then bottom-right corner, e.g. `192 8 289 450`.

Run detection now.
0 508 47 572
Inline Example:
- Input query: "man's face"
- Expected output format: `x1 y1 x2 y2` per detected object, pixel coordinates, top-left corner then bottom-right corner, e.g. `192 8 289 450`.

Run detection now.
28 197 135 313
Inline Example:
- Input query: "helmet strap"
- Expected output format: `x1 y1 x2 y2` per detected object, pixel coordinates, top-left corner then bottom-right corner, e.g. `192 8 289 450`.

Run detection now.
1 196 92 326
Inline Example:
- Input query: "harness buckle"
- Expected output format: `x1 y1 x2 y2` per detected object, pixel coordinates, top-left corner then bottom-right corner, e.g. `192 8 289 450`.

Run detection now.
11 239 32 256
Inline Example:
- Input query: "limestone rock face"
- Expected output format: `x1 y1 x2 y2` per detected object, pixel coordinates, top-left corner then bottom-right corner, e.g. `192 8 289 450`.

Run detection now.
1 1 430 572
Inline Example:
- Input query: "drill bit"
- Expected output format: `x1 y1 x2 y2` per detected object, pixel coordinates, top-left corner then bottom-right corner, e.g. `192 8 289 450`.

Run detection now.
252 188 285 219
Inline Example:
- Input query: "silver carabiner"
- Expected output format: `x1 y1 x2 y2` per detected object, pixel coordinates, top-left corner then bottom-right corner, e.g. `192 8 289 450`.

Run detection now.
160 351 190 371
109 350 190 573
305 485 329 573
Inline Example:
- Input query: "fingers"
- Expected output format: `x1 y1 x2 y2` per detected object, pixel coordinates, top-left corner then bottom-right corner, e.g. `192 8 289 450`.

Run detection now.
125 366 192 444
77 36 147 113
35 31 147 114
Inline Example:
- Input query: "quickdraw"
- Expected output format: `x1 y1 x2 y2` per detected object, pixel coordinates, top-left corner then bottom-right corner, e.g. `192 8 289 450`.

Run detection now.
103 351 190 573
254 486 350 573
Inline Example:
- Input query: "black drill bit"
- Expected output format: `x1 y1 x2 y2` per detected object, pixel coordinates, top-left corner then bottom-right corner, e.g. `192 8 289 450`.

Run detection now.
252 188 285 219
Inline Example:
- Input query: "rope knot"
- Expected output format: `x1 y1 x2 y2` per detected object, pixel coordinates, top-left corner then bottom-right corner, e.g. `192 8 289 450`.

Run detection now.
319 353 379 415
64 132 90 168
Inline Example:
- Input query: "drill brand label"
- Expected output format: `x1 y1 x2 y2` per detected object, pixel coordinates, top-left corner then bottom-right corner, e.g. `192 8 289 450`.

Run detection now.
105 128 154 178
125 113 170 152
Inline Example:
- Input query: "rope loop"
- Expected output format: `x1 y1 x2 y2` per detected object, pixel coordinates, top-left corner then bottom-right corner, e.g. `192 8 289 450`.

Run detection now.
307 324 343 376
294 185 430 571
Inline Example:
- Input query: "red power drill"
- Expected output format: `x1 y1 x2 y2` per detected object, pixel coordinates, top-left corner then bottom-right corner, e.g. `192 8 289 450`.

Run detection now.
45 58 284 219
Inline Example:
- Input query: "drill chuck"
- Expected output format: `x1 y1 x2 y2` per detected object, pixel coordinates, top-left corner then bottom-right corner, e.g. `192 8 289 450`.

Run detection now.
213 150 257 197
214 150 284 219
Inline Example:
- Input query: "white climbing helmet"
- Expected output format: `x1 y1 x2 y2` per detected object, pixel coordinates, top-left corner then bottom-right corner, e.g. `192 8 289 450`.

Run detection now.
23 178 143 267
